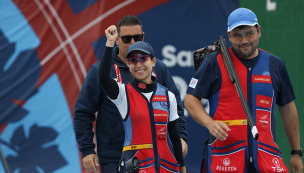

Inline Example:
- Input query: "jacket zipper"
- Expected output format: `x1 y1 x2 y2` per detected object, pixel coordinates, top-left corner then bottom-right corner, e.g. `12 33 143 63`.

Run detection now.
147 89 159 170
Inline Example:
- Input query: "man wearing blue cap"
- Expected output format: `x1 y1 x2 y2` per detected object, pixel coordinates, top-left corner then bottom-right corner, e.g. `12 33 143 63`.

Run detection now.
73 15 188 173
185 8 303 173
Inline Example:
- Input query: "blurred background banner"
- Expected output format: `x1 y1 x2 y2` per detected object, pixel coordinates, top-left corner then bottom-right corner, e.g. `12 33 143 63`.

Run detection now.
0 0 303 172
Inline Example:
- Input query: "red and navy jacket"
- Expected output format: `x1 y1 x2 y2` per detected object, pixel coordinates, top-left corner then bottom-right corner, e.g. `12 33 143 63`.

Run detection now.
73 47 187 164
121 83 180 172
187 47 295 173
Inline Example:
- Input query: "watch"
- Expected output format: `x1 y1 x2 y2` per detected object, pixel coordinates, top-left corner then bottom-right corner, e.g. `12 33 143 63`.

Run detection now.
291 148 303 157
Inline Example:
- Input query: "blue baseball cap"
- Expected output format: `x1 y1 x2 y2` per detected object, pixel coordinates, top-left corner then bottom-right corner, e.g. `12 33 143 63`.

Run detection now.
227 8 259 32
127 41 155 58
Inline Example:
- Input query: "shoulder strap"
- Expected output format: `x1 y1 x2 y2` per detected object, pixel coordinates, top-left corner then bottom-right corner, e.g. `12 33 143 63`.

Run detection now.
114 63 122 84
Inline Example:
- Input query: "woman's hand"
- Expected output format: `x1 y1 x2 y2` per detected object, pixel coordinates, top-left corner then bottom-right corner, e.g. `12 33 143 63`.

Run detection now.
180 166 186 173
105 25 118 47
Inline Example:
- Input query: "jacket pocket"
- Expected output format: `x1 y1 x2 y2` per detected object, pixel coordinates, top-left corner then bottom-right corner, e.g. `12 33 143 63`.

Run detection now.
256 108 275 146
159 158 180 173
257 142 288 172
138 157 156 172
210 140 246 173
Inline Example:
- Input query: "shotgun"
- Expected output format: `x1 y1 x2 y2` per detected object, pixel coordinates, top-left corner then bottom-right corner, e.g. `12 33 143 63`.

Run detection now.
212 36 259 140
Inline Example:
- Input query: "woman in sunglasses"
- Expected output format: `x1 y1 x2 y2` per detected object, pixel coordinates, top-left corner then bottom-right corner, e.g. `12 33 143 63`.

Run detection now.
99 25 186 173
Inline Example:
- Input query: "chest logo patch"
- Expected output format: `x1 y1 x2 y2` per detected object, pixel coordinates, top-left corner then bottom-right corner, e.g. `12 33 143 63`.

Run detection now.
262 71 270 76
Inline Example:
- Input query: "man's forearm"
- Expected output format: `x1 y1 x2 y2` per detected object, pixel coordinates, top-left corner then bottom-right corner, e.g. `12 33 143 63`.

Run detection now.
278 101 301 150
184 94 213 127
73 110 96 156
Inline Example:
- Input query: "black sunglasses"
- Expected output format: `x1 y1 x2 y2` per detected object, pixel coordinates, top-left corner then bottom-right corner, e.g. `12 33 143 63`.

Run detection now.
119 34 143 44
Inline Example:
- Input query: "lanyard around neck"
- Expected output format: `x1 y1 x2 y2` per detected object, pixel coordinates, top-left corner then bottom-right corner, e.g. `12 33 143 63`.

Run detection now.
114 63 122 84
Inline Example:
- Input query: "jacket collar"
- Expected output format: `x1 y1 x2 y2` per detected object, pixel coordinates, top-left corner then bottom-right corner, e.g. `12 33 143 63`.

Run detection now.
112 46 129 68
132 78 156 93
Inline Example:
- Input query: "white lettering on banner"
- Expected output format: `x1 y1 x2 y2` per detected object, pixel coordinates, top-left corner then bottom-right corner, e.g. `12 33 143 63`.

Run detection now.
177 50 192 67
162 45 193 67
172 76 189 117
172 76 187 101
162 45 176 67
172 76 209 117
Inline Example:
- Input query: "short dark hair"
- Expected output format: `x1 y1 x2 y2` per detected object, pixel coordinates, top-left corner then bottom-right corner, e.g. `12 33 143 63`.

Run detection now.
117 15 143 35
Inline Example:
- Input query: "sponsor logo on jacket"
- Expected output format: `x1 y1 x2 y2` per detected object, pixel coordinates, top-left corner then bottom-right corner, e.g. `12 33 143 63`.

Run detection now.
152 96 167 102
260 114 269 127
157 127 166 135
159 101 169 109
255 77 270 82
154 114 167 117
157 127 166 138
271 158 285 172
215 158 237 171
260 99 270 105
262 71 270 76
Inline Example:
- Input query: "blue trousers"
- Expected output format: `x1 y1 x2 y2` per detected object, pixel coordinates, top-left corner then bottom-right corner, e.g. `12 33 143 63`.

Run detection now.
247 162 257 173
100 162 118 173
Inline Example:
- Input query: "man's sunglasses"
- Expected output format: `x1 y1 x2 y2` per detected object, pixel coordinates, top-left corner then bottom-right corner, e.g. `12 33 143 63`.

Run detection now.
128 54 151 65
119 34 143 44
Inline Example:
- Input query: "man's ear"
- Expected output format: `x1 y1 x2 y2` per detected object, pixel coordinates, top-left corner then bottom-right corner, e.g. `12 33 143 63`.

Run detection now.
116 37 120 46
152 57 156 66
258 26 261 38
227 32 232 42
142 32 145 41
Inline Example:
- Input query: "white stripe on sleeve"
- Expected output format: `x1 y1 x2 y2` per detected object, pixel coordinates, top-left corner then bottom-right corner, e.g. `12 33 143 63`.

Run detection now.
109 82 128 119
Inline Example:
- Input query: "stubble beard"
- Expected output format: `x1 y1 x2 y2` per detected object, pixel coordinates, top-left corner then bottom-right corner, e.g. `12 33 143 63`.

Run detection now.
235 43 257 59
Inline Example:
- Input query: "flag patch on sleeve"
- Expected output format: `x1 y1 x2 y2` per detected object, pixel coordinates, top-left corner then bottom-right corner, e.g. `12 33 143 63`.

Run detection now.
189 78 198 88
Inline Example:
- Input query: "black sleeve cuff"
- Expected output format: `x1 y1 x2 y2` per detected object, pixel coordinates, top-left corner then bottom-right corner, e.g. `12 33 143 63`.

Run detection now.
168 120 185 167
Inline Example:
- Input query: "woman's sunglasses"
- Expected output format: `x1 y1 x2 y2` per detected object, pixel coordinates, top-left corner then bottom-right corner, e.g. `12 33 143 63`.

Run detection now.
128 54 151 65
119 34 143 44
